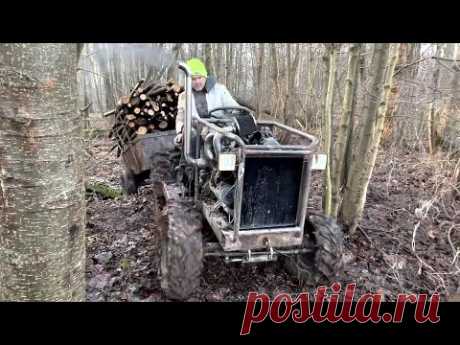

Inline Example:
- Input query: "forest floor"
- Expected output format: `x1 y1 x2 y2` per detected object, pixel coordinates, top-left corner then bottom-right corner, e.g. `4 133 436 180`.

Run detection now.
85 134 460 302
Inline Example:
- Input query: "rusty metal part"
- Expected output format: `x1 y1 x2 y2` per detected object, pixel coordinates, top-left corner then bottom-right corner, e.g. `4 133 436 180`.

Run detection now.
203 242 314 264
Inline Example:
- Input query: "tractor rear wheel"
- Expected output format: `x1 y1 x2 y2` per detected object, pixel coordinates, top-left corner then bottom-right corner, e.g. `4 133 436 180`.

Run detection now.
155 183 203 301
283 214 344 285
120 170 137 195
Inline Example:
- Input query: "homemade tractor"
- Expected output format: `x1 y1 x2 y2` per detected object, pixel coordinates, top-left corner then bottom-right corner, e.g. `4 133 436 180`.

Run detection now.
120 62 344 300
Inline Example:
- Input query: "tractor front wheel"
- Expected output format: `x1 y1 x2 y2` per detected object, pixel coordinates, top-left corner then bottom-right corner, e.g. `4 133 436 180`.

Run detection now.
283 214 344 285
155 183 203 301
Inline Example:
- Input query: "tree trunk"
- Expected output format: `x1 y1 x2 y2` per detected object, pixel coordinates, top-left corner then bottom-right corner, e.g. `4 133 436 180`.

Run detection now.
167 43 183 81
0 43 85 301
81 69 90 132
429 44 442 154
270 44 281 118
191 43 198 57
382 43 410 145
445 44 460 150
215 43 224 81
283 44 301 128
331 43 361 217
87 44 103 113
99 44 115 111
204 43 215 77
321 44 338 217
440 44 456 91
340 43 400 233
284 44 292 126
236 44 243 95
304 45 315 129
256 43 265 117
343 48 362 188
225 44 234 87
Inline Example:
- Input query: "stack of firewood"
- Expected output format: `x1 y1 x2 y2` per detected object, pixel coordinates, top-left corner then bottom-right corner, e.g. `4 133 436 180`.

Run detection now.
106 79 184 156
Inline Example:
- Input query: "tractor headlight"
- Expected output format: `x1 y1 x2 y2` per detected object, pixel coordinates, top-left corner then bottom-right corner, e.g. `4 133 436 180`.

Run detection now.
218 153 237 171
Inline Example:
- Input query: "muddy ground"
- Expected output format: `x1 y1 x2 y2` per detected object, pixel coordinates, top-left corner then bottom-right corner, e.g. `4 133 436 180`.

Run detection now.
85 134 460 302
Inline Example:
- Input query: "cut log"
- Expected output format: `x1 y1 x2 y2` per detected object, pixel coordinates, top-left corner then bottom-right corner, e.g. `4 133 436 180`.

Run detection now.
158 120 169 130
130 97 141 107
134 107 141 114
128 121 136 128
137 80 157 94
126 114 136 121
140 94 147 101
172 84 183 93
129 80 144 99
135 118 148 126
137 126 147 135
104 109 116 117
152 102 160 112
147 86 167 97
147 109 155 116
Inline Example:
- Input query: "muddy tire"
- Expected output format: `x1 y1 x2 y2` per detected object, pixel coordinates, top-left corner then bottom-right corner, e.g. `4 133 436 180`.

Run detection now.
150 148 181 185
120 170 138 195
283 214 344 285
156 184 203 300
150 152 203 300
150 153 174 185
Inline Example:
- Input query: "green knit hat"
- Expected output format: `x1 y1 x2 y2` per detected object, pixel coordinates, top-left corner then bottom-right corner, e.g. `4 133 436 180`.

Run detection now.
186 58 208 78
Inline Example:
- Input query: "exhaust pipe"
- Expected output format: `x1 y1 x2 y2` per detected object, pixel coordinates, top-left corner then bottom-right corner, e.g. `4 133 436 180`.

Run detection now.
178 62 207 168
204 132 227 162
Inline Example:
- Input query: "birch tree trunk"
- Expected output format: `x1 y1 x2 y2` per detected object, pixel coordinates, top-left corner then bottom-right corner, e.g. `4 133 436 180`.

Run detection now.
340 43 400 233
0 43 86 301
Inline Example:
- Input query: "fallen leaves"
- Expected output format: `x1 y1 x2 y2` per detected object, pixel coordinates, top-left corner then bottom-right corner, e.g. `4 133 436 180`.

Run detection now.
85 137 460 302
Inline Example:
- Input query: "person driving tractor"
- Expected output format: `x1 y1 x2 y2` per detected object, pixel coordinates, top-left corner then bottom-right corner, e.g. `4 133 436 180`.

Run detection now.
175 58 240 144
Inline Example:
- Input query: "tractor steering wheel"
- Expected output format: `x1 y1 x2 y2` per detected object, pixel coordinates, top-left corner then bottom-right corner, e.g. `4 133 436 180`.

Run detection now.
208 106 252 119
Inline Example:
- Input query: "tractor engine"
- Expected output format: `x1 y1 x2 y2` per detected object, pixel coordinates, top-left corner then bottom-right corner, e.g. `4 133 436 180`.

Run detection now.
199 111 283 231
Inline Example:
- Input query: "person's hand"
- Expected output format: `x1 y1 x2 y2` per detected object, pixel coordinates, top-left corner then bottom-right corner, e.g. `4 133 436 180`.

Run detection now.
174 133 183 146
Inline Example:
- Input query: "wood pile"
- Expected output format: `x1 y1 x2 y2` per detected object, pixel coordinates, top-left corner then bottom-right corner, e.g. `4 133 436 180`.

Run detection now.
106 79 184 156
